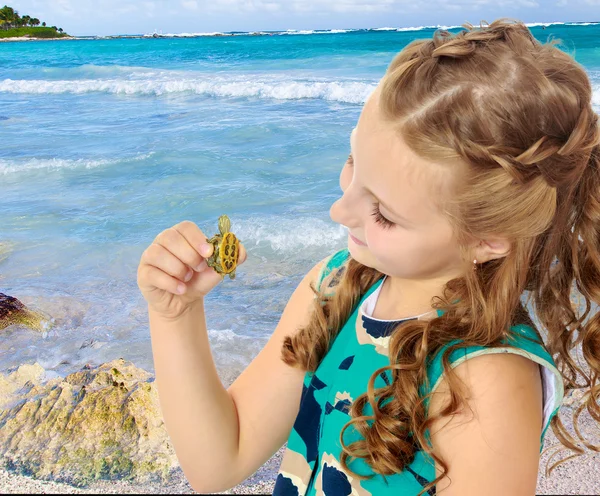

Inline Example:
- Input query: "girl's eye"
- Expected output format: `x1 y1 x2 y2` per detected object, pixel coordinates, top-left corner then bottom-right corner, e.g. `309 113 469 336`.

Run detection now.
371 202 395 229
346 153 395 229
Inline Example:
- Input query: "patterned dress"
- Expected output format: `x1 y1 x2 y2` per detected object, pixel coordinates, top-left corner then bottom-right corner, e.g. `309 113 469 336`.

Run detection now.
273 248 564 496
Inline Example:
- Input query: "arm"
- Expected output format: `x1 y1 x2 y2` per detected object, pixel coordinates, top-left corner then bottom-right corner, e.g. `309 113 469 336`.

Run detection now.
428 353 544 495
149 256 328 493
148 300 240 491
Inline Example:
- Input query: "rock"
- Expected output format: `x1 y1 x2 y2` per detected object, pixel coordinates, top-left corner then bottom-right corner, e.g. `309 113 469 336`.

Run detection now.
0 359 180 487
0 293 54 333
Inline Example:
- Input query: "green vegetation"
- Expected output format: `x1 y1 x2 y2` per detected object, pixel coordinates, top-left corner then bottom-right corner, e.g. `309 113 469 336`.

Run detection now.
0 5 69 38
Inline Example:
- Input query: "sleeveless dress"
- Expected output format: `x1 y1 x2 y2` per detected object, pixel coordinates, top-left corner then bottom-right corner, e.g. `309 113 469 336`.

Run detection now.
272 248 564 496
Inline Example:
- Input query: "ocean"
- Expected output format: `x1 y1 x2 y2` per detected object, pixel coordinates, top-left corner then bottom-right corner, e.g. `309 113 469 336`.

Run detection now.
1 22 599 382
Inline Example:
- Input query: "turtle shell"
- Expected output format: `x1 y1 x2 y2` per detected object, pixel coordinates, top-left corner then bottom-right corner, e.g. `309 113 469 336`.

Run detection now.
217 232 240 274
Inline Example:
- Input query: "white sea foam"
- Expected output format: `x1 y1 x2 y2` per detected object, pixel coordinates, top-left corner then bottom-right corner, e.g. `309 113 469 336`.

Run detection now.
41 64 159 77
0 152 154 175
395 25 457 31
138 22 599 39
235 216 347 252
144 31 230 37
0 76 375 104
1 67 595 108
207 328 239 342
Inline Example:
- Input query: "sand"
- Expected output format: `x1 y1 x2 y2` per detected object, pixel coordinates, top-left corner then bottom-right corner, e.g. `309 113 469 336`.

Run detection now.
2 407 599 495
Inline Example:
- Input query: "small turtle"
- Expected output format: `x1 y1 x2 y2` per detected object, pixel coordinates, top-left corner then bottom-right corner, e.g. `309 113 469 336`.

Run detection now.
205 215 242 280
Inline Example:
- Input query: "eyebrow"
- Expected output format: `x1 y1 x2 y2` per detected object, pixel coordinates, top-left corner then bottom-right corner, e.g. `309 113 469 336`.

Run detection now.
350 127 415 225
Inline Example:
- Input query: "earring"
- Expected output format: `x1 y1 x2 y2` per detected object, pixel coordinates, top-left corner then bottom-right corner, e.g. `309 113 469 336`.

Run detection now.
473 258 477 270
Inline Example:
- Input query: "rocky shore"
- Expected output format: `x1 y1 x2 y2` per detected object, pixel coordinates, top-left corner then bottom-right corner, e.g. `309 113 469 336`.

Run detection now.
1 292 598 494
0 358 283 494
1 388 599 495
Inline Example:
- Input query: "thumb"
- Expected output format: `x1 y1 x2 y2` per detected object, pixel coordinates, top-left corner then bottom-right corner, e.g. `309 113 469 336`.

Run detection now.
238 242 247 265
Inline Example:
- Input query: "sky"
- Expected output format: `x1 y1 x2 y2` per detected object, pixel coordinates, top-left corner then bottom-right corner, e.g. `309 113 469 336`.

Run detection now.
6 0 600 37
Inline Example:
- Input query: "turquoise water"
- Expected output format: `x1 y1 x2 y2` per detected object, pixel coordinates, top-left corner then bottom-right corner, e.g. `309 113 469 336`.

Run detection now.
1 23 599 381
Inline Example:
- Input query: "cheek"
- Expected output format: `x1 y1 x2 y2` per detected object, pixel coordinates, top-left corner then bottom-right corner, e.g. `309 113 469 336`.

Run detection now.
367 227 418 263
364 225 390 251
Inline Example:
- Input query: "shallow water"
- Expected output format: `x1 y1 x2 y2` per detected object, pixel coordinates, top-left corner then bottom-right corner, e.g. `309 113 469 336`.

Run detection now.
1 23 599 382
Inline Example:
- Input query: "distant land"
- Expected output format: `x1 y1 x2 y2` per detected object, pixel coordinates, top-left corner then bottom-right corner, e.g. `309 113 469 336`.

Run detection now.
0 4 71 40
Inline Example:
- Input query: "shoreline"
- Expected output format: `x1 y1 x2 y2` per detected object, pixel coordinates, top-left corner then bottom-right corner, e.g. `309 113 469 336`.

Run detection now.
0 36 76 42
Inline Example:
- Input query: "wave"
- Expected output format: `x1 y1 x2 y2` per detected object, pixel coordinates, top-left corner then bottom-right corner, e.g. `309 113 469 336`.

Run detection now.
143 28 356 37
143 31 232 38
139 21 600 39
0 76 376 104
0 152 154 175
1 70 597 108
40 64 159 78
234 216 347 252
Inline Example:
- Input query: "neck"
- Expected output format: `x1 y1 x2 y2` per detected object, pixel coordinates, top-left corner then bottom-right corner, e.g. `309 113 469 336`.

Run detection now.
378 275 442 320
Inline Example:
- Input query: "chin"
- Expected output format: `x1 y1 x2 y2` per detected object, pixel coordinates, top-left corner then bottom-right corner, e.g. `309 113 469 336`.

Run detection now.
347 242 369 261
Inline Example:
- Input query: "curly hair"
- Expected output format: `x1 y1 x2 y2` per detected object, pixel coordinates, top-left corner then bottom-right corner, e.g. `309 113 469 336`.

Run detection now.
280 18 600 496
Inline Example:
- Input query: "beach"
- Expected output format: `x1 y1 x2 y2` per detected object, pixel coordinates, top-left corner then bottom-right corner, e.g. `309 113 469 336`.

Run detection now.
0 36 75 42
2 22 600 495
1 402 599 494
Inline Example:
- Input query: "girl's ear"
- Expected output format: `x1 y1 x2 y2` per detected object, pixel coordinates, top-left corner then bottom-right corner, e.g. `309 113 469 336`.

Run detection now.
473 237 512 263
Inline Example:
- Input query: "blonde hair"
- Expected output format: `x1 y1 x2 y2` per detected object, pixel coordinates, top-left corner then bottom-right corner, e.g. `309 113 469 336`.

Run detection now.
281 18 600 496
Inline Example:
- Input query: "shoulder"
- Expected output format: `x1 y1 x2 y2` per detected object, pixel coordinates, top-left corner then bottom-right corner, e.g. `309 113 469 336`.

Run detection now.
316 248 351 293
428 351 543 495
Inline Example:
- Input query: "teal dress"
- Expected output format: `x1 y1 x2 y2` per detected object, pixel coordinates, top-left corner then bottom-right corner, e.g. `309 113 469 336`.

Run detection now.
273 248 564 496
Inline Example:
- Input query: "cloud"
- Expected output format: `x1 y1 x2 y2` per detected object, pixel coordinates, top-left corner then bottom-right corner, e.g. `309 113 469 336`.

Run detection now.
10 0 599 36
192 0 545 13
15 0 588 18
555 0 600 6
181 0 200 10
54 0 75 16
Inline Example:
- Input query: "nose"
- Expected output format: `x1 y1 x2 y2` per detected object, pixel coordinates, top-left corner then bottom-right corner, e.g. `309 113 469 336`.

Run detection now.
329 183 361 233
330 160 353 220
329 197 345 226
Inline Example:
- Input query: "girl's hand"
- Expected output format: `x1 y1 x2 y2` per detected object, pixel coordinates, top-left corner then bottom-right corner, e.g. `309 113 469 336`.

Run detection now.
137 220 246 320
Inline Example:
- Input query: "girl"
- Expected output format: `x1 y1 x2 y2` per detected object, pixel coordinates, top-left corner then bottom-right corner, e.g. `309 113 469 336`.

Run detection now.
138 18 600 496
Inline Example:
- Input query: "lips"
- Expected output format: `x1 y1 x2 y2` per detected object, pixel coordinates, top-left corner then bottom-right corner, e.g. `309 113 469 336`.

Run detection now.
349 232 366 246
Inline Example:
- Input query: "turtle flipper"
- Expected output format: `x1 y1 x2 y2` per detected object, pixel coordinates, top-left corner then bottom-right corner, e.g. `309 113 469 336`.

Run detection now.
229 270 236 280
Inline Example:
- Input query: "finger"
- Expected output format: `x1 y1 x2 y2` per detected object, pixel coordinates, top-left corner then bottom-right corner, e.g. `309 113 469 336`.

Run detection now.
158 224 206 273
238 242 247 264
141 263 188 295
174 220 213 259
146 241 195 284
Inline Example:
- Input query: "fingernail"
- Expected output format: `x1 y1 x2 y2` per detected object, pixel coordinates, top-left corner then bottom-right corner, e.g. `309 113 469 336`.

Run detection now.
184 269 193 282
200 243 211 256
